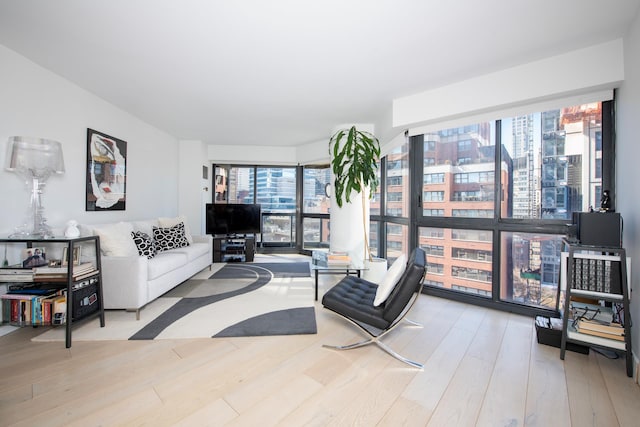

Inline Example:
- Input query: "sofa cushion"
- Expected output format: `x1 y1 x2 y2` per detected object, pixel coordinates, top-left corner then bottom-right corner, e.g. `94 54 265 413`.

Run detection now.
374 254 406 306
147 251 188 280
93 222 139 257
131 231 157 259
158 215 194 244
153 222 190 252
171 242 210 262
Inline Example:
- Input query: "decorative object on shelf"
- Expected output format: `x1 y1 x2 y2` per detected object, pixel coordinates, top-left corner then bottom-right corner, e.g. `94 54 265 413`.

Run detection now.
4 136 65 239
21 247 47 267
86 128 127 211
329 125 381 267
600 189 612 211
64 219 80 238
62 246 81 266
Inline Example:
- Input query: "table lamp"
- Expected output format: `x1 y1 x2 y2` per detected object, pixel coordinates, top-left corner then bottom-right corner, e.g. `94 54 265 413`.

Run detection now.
5 136 65 238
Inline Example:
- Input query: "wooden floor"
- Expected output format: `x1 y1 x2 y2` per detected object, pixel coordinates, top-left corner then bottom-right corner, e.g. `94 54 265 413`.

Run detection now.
1 273 640 427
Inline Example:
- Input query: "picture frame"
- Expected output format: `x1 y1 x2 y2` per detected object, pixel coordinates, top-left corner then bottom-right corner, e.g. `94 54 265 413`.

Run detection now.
22 247 47 268
62 246 81 266
86 128 127 211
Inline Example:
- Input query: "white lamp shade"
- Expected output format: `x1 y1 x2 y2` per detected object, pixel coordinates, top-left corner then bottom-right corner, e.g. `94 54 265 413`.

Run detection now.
5 136 65 179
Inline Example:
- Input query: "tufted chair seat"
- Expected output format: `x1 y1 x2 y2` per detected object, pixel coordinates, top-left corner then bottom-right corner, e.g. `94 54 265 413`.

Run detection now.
321 247 426 368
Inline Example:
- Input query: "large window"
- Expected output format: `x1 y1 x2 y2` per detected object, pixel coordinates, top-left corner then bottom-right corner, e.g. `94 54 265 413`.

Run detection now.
302 166 331 249
421 123 498 218
415 101 613 314
500 232 563 309
386 144 409 218
213 165 297 248
501 103 604 219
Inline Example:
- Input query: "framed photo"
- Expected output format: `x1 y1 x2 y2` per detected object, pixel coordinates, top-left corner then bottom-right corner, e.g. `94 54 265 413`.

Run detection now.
62 246 81 266
22 247 47 268
86 128 127 211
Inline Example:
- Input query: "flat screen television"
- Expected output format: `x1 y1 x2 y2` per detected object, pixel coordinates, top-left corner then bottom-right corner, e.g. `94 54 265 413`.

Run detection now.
206 203 261 235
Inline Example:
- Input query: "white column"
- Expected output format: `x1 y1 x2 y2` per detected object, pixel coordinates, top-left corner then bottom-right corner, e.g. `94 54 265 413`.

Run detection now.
330 186 370 269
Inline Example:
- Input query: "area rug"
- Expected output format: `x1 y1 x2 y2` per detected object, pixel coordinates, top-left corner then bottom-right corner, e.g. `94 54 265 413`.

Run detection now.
32 262 317 342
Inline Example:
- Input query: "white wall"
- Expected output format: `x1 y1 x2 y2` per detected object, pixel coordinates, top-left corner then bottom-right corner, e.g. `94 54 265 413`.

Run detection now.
178 140 210 235
0 44 180 235
208 144 299 165
617 10 640 371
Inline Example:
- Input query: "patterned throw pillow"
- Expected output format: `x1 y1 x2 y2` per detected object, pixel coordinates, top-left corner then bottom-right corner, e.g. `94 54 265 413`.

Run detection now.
153 222 190 252
131 231 157 259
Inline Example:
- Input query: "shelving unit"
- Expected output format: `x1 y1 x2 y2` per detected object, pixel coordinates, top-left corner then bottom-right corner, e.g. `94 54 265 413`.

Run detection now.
212 235 255 262
0 236 105 348
560 242 632 377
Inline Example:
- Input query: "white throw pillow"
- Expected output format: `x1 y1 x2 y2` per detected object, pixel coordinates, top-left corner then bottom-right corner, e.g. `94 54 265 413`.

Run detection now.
158 215 193 244
93 222 139 257
373 254 407 307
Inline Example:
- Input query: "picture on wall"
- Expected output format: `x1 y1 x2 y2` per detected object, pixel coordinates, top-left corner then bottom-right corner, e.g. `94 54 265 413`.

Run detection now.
86 128 127 211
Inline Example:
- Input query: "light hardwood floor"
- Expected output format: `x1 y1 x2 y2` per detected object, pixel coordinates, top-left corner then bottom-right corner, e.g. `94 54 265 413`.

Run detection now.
1 272 640 427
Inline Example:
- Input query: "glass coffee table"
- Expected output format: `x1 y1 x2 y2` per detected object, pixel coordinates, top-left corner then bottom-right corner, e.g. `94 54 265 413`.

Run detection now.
310 263 365 301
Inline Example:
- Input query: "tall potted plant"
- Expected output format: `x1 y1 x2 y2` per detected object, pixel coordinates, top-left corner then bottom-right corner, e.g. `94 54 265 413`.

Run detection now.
329 126 383 275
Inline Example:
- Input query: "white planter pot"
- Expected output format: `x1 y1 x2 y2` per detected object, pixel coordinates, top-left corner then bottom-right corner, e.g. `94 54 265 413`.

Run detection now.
362 257 388 284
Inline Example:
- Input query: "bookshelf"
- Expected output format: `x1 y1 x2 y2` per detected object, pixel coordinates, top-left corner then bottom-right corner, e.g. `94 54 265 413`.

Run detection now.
0 236 105 348
560 242 632 377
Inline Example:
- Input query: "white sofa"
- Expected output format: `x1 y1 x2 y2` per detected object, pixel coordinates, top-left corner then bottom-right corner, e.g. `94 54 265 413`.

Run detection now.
79 218 212 319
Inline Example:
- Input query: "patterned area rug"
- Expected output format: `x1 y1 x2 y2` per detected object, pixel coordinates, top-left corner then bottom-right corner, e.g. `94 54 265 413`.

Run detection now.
32 262 316 342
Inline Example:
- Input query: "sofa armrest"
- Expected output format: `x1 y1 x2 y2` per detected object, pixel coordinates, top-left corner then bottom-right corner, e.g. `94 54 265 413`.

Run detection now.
192 235 213 262
192 234 212 244
100 255 149 310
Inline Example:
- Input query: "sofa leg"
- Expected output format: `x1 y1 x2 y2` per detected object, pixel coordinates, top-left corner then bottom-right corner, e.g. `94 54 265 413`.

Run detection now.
126 308 141 320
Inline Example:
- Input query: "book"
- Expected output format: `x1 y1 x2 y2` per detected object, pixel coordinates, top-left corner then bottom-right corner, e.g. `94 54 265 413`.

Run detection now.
327 252 352 265
32 262 97 281
576 319 624 336
575 326 625 342
51 295 67 325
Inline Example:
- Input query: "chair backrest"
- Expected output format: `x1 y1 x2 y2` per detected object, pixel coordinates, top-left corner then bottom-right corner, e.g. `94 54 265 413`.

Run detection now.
382 247 426 323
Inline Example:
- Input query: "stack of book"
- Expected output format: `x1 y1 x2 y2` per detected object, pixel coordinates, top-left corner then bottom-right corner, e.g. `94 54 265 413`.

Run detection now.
327 252 351 266
575 319 625 341
312 250 352 267
0 268 34 283
32 262 97 282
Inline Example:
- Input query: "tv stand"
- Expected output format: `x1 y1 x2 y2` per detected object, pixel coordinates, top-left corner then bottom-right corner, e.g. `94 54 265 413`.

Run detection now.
212 235 255 263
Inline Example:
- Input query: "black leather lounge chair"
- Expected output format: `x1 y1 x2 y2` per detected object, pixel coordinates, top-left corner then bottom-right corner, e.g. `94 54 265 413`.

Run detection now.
321 247 427 369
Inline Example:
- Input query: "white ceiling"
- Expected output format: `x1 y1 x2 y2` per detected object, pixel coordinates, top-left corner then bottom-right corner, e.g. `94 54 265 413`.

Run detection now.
1 0 639 147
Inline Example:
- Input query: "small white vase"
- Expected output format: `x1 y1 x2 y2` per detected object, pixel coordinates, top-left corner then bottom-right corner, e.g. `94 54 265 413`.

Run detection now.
64 220 80 238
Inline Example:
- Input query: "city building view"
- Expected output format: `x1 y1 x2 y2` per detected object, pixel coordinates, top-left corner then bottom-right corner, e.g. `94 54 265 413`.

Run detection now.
212 102 603 310
418 103 603 309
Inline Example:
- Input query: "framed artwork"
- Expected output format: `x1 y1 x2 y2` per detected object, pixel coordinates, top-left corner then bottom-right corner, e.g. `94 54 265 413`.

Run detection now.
62 246 81 266
86 128 127 211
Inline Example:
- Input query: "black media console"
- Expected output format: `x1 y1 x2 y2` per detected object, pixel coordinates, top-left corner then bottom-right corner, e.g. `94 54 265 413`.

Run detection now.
212 235 256 263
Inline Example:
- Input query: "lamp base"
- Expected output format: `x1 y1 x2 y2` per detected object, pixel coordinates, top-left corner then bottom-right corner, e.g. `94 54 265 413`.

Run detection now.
9 177 56 239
